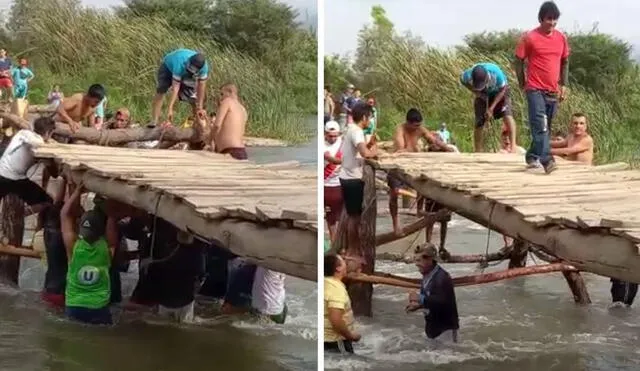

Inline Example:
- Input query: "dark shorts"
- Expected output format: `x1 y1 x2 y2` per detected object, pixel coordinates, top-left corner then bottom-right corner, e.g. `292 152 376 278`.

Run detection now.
224 258 257 308
156 63 196 104
611 279 638 306
220 147 248 160
386 174 406 191
422 197 446 213
0 177 52 206
339 178 365 216
324 186 343 226
65 306 112 325
324 340 354 354
474 88 513 128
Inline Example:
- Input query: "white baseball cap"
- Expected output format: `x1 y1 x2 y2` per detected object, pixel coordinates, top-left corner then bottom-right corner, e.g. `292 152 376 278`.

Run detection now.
325 121 340 133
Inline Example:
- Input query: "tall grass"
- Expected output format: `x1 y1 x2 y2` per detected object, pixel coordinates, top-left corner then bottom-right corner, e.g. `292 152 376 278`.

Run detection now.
371 42 639 164
18 0 312 142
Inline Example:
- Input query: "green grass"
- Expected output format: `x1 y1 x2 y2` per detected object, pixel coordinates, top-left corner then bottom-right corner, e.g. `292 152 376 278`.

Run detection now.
366 42 640 164
17 0 312 142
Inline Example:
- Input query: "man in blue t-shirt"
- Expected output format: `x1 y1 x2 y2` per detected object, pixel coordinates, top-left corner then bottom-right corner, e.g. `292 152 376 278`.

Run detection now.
460 62 517 153
151 48 209 127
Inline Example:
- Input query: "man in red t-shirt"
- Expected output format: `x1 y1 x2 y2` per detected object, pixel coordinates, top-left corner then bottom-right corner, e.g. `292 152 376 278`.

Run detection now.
515 1 570 174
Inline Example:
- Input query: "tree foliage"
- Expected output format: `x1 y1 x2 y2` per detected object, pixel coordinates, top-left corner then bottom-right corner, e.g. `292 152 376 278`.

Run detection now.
117 0 214 34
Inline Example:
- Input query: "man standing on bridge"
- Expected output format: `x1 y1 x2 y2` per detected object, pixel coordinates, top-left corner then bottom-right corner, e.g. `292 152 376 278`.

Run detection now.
151 48 209 127
460 62 517 153
515 1 570 174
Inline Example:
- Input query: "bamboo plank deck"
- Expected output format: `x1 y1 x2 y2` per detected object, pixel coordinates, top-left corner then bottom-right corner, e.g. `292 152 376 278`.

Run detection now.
32 143 317 280
370 152 640 282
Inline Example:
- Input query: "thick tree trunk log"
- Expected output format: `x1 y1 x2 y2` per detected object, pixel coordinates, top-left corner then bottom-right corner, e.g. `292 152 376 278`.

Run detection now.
345 165 377 317
0 195 25 284
562 271 592 304
508 239 529 269
348 263 578 289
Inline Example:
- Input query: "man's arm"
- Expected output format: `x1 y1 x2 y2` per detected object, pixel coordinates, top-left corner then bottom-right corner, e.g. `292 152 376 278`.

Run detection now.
196 79 207 111
356 142 376 158
550 138 568 148
423 128 451 151
488 86 508 112
324 151 342 164
551 137 593 156
211 99 230 140
56 99 78 125
21 130 45 148
105 216 119 257
61 183 82 257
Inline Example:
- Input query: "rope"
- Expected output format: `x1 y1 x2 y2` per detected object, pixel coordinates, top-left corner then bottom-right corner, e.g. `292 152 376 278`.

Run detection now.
138 192 179 273
479 202 499 272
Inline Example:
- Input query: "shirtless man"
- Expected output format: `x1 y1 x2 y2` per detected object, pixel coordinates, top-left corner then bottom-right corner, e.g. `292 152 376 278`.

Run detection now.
389 108 452 236
210 83 248 160
54 84 106 132
550 113 593 165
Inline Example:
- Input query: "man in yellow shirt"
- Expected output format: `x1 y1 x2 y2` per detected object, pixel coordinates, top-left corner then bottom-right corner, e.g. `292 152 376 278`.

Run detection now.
324 254 361 354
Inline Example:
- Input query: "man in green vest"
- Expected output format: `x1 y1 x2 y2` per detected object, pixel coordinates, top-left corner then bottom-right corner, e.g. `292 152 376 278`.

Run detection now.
61 183 117 325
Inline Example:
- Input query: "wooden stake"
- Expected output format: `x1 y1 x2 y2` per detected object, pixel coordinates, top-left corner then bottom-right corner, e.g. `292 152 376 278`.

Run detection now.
0 195 25 284
508 239 529 269
562 271 592 304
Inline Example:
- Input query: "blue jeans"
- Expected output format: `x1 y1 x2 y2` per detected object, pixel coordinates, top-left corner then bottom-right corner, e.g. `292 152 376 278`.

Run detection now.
66 306 112 325
525 90 557 166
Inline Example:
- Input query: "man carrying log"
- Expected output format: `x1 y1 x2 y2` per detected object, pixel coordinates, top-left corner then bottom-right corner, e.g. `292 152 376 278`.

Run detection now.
54 84 106 133
405 243 459 343
515 1 570 174
151 49 208 127
388 108 452 237
550 113 593 165
0 116 55 216
460 62 517 153
210 83 248 160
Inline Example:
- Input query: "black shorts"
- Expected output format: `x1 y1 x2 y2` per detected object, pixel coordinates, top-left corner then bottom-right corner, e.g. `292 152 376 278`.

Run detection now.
324 340 354 354
386 174 405 191
0 177 52 206
474 88 513 128
339 178 364 216
156 63 196 104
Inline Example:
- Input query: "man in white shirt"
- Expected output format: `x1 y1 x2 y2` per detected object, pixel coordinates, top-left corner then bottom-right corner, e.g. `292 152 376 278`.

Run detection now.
324 121 343 242
339 102 377 253
0 117 55 215
251 266 287 324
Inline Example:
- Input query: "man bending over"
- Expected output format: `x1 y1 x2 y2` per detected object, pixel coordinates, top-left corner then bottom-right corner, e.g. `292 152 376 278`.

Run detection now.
55 84 106 132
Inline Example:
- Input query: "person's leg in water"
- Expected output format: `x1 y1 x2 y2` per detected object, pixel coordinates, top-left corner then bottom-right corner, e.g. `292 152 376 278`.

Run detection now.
388 175 403 237
611 279 639 307
340 179 365 256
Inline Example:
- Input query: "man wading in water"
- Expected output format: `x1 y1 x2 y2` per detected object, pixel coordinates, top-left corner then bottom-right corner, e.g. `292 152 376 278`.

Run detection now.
515 1 570 174
151 48 208 127
210 83 248 160
550 113 593 165
324 254 360 354
406 243 459 344
388 108 452 236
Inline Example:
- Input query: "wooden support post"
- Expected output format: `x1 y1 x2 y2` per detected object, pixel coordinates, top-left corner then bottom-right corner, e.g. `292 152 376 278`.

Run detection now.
0 195 25 284
345 164 377 317
562 271 592 304
508 239 529 269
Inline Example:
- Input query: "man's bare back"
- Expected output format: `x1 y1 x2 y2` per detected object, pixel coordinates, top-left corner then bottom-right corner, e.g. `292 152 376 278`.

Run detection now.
211 84 247 155
55 93 94 122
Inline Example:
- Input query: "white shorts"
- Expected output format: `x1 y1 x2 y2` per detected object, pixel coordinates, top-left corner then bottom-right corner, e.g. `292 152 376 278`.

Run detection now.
158 301 195 323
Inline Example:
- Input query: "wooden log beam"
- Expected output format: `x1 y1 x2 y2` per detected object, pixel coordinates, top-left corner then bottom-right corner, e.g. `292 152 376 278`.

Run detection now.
378 166 640 284
562 271 592 304
65 167 316 281
349 263 578 289
0 195 25 284
375 209 451 247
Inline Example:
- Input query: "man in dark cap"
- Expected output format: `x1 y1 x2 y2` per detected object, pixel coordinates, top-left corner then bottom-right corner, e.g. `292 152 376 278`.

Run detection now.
461 62 517 153
61 184 117 325
406 243 459 344
151 48 209 127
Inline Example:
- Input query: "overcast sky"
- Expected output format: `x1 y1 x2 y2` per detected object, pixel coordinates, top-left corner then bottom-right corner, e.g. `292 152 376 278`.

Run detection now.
324 0 640 56
0 0 317 26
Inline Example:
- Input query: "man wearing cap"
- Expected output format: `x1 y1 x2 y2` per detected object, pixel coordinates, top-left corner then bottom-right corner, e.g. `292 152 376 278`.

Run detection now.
324 120 343 242
406 243 459 343
460 62 517 153
151 48 209 127
515 1 569 174
61 183 117 325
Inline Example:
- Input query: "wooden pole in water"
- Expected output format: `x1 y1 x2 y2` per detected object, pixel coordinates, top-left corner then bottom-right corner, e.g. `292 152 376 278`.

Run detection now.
508 239 529 269
0 195 25 284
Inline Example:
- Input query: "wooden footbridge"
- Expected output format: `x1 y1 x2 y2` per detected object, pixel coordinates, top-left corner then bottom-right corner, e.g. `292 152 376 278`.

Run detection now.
33 144 317 281
369 152 640 284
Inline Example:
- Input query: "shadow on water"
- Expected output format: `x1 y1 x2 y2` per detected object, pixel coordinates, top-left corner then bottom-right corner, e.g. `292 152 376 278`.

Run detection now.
325 215 640 371
1 117 318 371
